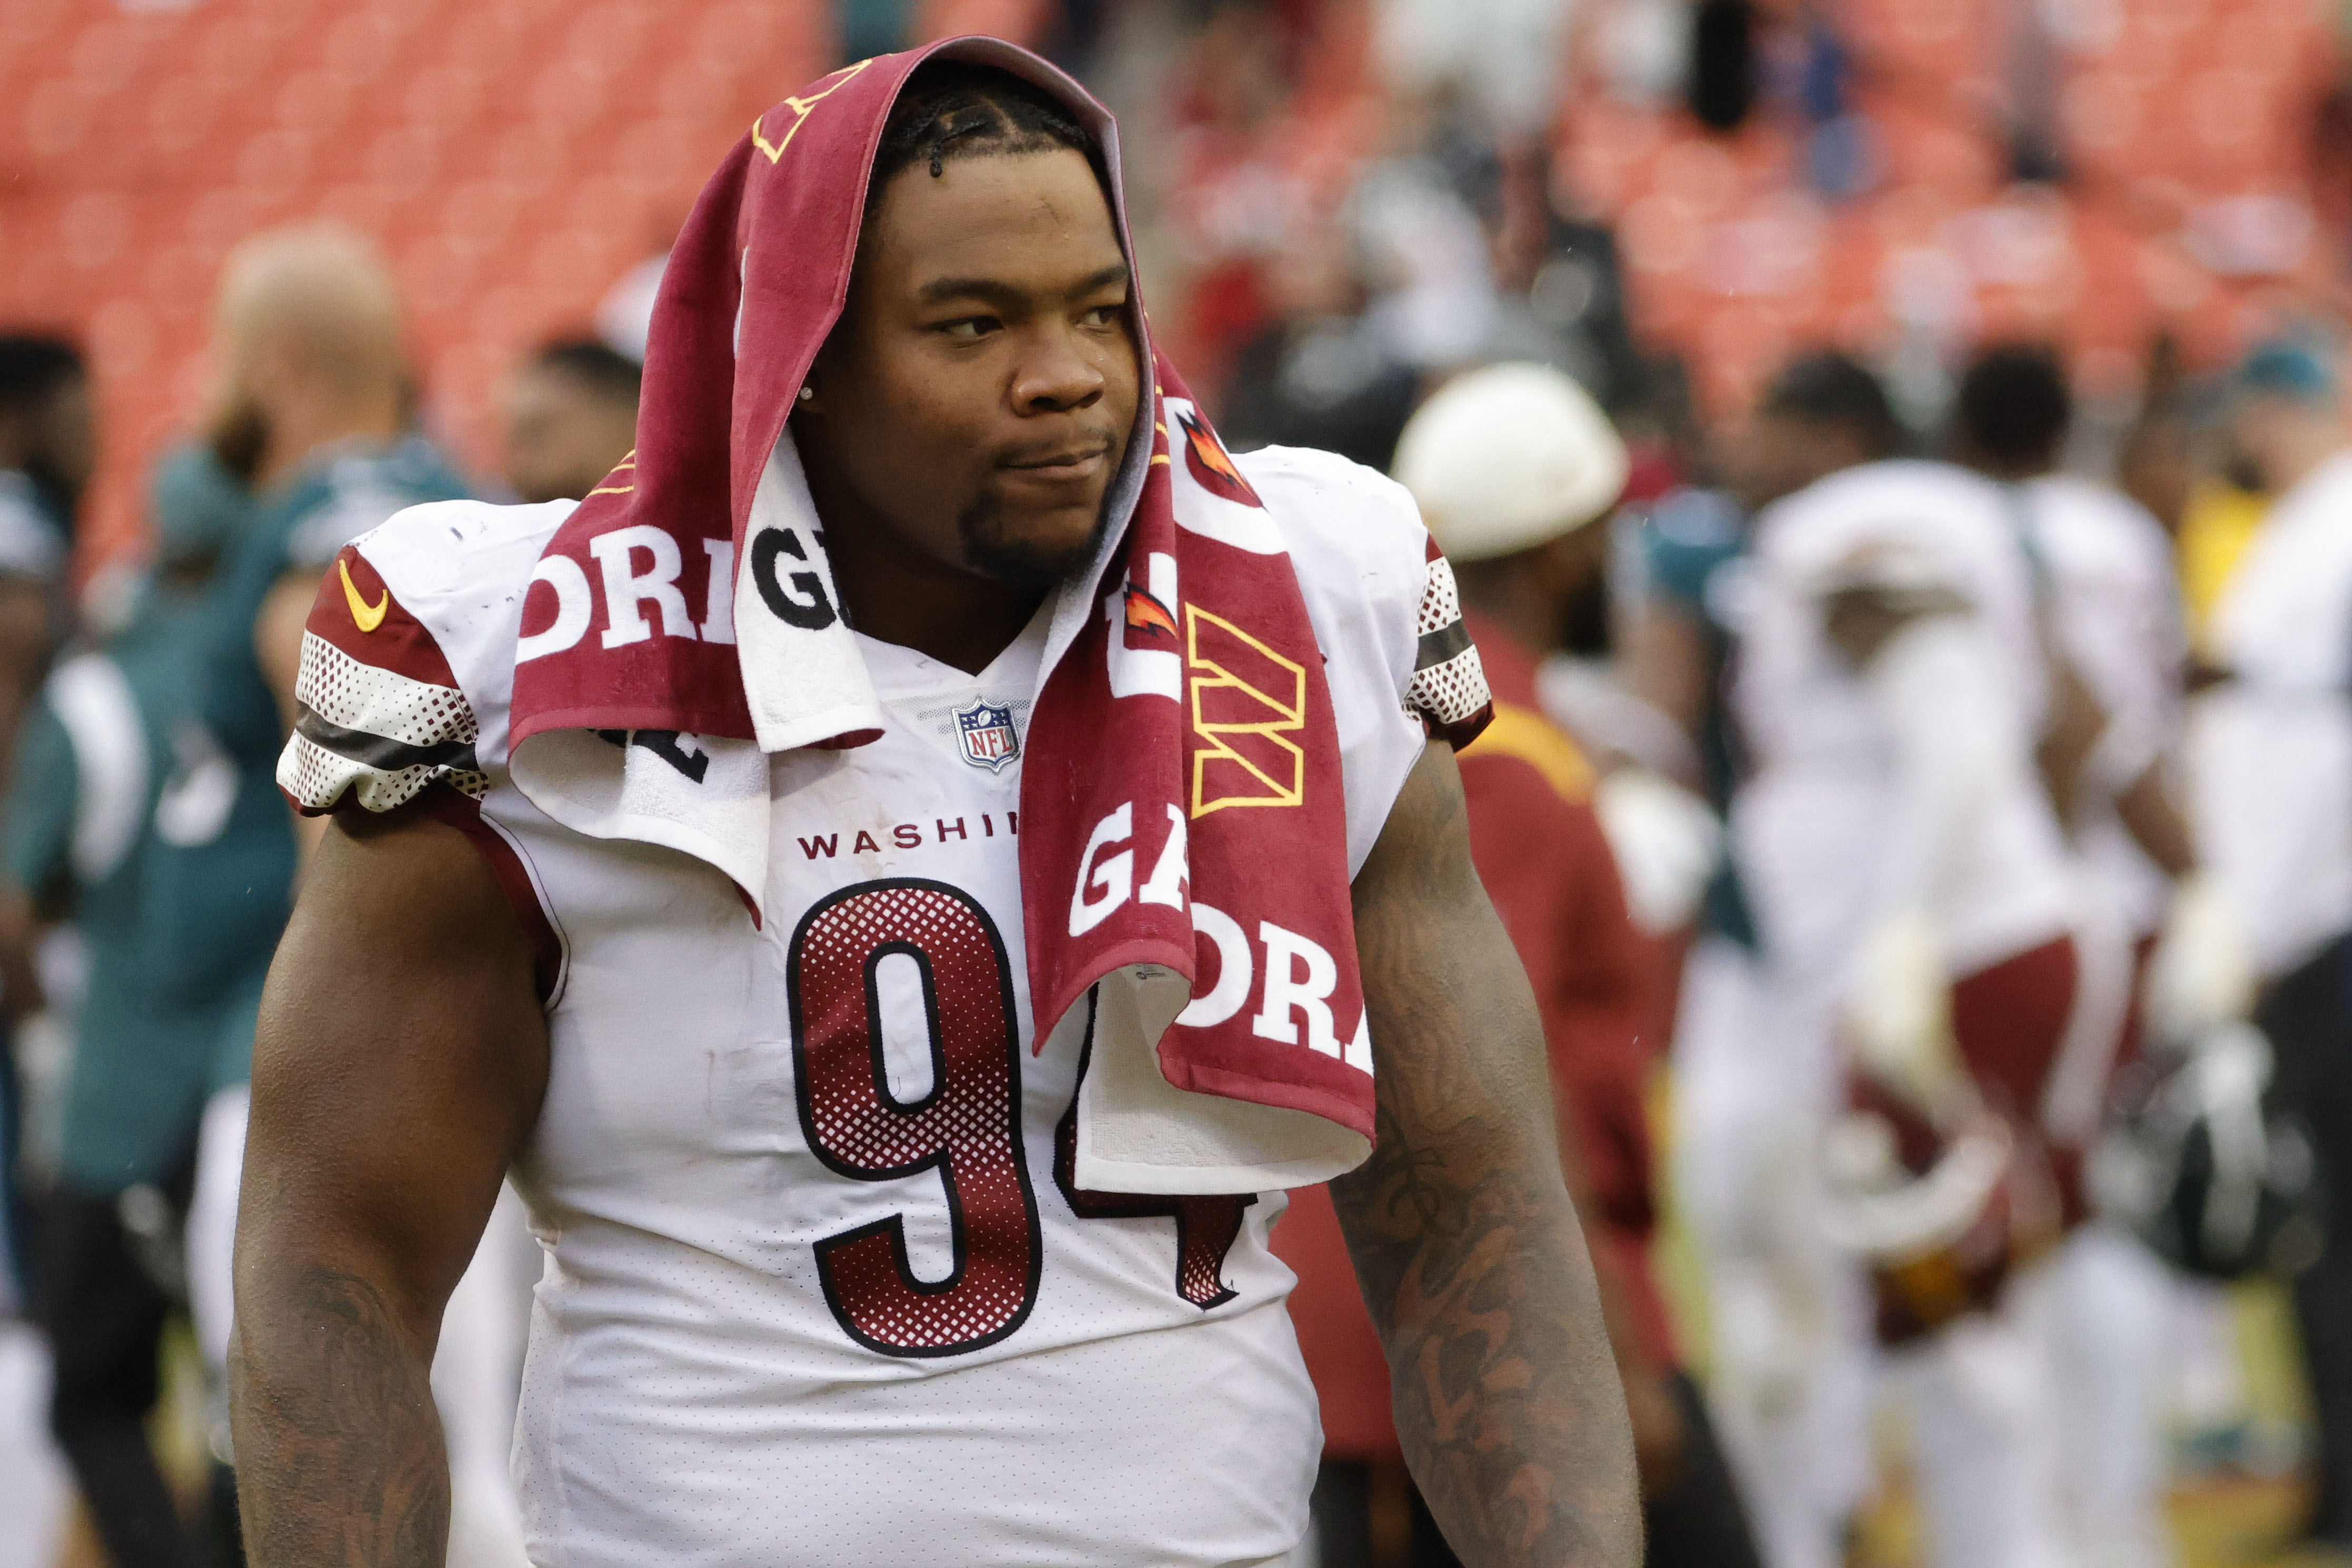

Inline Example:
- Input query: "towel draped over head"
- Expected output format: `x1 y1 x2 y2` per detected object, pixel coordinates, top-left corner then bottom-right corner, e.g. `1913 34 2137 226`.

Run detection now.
505 37 1385 1194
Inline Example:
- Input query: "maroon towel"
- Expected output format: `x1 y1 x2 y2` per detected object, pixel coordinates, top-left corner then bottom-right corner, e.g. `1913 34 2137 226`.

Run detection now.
505 38 1379 1192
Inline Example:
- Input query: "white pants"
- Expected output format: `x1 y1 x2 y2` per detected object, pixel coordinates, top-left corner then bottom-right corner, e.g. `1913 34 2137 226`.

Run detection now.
2024 1228 2179 1568
190 1083 542 1568
1673 938 1876 1568
1892 1229 2174 1568
1894 1277 2073 1568
0 1319 70 1568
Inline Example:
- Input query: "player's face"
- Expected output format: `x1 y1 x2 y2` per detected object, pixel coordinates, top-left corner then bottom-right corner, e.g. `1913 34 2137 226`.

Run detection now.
30 373 95 512
1733 408 1853 511
799 147 1139 590
503 367 637 505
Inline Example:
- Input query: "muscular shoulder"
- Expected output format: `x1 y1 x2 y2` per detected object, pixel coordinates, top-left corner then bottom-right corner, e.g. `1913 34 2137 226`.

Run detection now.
279 499 575 814
356 498 575 696
1236 443 1490 733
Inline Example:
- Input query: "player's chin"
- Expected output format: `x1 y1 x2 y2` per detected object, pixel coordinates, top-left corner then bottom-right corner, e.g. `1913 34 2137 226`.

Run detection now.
960 492 1110 590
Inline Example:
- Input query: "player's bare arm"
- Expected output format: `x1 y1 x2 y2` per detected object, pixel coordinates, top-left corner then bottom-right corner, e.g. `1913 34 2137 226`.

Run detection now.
1335 739 1643 1568
228 799 546 1566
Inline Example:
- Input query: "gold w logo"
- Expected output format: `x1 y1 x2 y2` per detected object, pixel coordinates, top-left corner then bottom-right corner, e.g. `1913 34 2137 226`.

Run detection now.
1187 606 1306 816
751 58 874 164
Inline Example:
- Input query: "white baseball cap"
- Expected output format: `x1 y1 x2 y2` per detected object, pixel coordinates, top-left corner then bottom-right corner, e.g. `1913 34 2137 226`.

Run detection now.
1391 362 1629 561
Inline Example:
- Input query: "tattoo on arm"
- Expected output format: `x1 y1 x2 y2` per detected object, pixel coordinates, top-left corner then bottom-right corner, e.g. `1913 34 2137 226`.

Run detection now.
231 1267 449 1567
1333 745 1641 1567
228 801 549 1567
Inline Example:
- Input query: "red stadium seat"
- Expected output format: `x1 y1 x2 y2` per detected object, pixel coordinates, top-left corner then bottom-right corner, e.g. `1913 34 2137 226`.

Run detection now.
0 0 828 561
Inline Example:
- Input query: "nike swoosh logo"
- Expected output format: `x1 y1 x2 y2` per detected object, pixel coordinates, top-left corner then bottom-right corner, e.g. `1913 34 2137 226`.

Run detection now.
340 558 389 633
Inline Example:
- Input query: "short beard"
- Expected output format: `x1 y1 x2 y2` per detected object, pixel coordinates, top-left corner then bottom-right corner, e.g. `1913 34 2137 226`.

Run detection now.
957 491 1115 591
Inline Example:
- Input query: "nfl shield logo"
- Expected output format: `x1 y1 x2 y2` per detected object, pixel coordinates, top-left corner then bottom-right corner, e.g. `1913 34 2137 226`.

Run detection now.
954 698 1021 773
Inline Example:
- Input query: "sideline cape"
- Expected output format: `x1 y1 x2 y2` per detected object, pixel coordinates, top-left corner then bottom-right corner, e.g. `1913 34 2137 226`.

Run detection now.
506 38 1398 1194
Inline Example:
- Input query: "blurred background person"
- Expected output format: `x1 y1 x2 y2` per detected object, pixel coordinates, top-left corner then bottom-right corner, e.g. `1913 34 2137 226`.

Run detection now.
2192 338 2352 1553
1951 342 2216 1568
1217 215 1421 472
1730 352 2087 1568
5 441 284 1568
1275 363 1763 1568
189 226 469 783
499 338 641 505
0 337 92 780
1621 452 1883 1568
0 331 91 1568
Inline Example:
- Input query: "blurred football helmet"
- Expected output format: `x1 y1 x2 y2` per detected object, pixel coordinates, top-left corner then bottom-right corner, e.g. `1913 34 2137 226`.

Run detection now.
2089 1020 2324 1280
1822 1105 2064 1346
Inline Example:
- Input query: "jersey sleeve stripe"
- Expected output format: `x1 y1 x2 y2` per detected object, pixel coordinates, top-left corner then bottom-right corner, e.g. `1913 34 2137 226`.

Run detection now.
1405 553 1494 750
1415 618 1473 670
279 620 488 815
292 705 481 775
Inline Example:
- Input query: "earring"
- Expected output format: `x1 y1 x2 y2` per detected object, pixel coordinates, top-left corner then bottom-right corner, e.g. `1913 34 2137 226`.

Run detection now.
798 386 814 402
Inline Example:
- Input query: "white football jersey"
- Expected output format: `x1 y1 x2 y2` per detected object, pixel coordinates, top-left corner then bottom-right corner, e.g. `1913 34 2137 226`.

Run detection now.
1731 460 2074 982
2019 475 2184 936
2197 449 2352 975
291 447 1439 1566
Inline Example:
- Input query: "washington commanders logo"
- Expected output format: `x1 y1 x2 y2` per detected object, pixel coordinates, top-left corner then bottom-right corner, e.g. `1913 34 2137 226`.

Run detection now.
954 698 1021 773
751 58 873 164
1175 410 1263 508
1187 606 1305 815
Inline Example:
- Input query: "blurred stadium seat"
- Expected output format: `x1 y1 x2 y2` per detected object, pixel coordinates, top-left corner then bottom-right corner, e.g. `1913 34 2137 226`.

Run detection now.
0 0 834 565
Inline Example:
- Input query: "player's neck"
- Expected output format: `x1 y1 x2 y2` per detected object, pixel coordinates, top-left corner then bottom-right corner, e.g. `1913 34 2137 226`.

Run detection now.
822 507 1048 674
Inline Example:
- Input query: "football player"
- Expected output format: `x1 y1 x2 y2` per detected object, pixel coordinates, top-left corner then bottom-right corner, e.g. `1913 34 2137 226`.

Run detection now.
1729 354 2089 1568
1952 342 2208 1568
192 224 470 801
0 332 93 1568
2195 339 2352 1550
227 44 1639 1568
4 458 290 1568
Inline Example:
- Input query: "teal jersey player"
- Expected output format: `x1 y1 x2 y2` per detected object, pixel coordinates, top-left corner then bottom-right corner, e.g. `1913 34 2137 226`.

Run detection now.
1629 486 1757 948
176 433 467 1093
6 536 295 1196
200 434 471 768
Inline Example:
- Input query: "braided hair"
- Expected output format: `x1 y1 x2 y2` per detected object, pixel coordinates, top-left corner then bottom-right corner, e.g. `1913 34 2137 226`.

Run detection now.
867 61 1106 211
